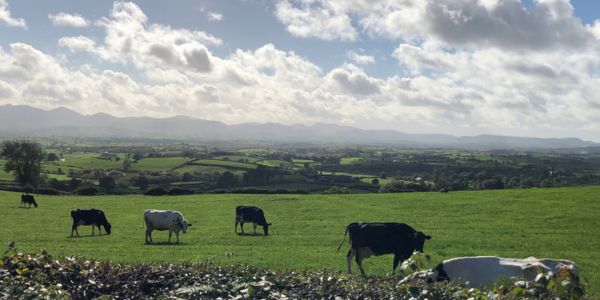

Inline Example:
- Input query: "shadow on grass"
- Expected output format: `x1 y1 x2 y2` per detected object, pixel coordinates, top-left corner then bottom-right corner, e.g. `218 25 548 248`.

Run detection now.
17 206 37 209
143 241 187 246
68 234 108 239
236 232 267 237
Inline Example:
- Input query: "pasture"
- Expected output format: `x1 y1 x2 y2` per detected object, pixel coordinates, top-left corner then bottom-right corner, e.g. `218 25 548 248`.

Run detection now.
1 187 599 295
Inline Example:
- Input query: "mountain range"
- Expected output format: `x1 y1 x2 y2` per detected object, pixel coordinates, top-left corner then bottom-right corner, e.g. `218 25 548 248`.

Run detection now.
0 104 596 149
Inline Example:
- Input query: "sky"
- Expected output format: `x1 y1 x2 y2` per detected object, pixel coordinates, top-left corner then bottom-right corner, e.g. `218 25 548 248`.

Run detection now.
1 0 600 141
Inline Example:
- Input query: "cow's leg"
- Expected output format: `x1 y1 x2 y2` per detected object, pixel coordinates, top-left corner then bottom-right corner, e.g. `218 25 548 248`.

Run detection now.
240 222 245 234
346 249 356 274
175 232 180 243
98 225 102 236
392 254 403 274
355 252 366 277
253 223 257 234
92 225 95 236
168 230 172 243
145 229 152 244
71 224 76 237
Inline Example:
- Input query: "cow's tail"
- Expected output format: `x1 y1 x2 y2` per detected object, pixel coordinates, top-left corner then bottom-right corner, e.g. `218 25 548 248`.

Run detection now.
33 201 38 208
336 224 351 252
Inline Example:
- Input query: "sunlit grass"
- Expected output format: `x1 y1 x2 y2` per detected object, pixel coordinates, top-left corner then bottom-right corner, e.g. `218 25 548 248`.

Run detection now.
0 187 598 295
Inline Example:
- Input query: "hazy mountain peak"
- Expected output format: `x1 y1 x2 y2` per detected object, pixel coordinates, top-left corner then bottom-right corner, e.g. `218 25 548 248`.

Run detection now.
0 105 596 149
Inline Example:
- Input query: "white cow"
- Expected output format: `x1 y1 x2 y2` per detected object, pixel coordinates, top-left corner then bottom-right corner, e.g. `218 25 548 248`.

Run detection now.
401 256 578 288
144 209 191 244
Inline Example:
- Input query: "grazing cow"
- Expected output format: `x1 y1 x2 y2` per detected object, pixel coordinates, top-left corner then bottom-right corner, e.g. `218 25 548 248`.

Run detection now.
400 256 579 288
20 194 38 208
439 187 449 193
144 209 191 244
337 222 431 276
71 209 112 237
235 206 272 236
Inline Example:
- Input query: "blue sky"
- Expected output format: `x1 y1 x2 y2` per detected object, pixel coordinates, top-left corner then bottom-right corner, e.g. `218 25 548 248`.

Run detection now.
1 0 600 140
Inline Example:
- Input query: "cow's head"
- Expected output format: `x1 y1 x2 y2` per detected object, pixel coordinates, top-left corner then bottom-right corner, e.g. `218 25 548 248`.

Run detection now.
413 231 432 253
104 222 112 235
180 220 191 233
263 223 272 236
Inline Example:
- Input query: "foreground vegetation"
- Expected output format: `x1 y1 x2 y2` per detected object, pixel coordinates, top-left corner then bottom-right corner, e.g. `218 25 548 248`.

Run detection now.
0 187 599 295
0 247 585 299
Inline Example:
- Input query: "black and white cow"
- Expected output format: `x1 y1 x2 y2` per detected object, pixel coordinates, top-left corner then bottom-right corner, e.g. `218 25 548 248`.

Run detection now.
144 209 191 244
400 256 579 288
338 222 431 276
71 209 112 237
235 206 272 236
20 194 38 208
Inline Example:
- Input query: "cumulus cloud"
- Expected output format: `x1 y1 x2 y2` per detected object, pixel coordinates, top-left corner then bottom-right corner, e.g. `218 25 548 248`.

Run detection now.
275 0 357 41
275 0 595 51
0 0 26 29
49 12 89 27
327 65 380 95
347 51 375 65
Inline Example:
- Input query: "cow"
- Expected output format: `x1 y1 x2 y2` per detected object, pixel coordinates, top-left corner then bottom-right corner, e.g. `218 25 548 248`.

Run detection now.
235 206 272 236
144 209 191 244
439 187 449 193
20 194 38 208
337 222 431 276
400 256 579 288
71 209 111 237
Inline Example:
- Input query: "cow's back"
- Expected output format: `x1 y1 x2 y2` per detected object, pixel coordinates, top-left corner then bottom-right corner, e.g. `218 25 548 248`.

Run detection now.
349 222 417 255
144 209 182 230
236 206 265 223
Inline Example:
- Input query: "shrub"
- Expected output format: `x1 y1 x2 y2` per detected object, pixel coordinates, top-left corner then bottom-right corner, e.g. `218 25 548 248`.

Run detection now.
73 186 98 196
37 188 61 195
168 188 194 195
322 186 351 194
144 187 168 196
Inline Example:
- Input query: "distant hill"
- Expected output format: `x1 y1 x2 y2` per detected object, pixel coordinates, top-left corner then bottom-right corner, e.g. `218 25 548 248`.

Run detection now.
0 104 596 149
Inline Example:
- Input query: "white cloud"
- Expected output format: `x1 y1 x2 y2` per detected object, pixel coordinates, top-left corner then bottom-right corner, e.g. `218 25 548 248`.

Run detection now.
49 12 89 27
275 0 358 41
327 65 380 95
0 0 26 29
208 12 223 22
347 51 375 65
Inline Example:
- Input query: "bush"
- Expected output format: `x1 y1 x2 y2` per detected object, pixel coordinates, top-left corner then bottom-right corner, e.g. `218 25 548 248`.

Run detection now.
322 186 351 194
73 186 98 196
37 188 61 195
144 187 168 196
168 188 194 195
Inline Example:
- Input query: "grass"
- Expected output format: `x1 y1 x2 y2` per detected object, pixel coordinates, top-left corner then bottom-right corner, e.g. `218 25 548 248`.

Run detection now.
132 157 191 171
0 159 13 181
57 153 124 170
340 157 364 165
191 159 257 170
0 187 599 295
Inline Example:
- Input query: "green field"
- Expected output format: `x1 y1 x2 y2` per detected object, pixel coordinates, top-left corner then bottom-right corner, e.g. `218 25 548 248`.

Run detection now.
191 159 257 170
0 187 598 295
132 157 191 171
57 153 124 170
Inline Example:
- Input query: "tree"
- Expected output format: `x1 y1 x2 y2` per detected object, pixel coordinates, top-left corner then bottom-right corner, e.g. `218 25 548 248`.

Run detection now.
217 171 238 188
131 175 149 190
99 176 117 192
47 152 59 161
1 140 44 191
